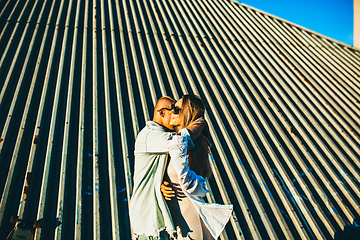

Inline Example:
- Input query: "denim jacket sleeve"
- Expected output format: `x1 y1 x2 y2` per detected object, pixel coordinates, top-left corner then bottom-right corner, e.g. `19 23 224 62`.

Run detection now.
167 133 210 197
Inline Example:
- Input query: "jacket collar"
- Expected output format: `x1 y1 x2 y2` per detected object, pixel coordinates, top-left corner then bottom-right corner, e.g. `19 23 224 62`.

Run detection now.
146 121 163 130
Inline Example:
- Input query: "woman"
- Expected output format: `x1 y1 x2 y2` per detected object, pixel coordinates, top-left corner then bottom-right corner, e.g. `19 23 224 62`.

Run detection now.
164 95 232 240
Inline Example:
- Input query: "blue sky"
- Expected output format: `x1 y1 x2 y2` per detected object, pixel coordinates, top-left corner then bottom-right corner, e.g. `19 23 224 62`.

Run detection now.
240 0 353 46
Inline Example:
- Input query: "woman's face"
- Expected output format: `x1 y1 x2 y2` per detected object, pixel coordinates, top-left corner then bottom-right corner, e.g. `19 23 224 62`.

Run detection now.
170 98 183 126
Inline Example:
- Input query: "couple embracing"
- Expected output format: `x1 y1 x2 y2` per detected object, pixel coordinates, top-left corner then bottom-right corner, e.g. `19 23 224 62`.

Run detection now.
129 95 233 240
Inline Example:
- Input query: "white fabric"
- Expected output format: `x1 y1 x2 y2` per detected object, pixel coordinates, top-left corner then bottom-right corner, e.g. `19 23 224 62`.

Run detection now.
167 134 233 239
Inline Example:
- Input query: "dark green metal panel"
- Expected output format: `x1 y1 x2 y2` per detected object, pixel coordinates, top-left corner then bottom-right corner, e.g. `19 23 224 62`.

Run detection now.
0 0 359 239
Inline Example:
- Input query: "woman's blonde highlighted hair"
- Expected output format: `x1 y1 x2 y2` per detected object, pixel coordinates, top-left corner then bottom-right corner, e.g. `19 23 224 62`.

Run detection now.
178 94 211 178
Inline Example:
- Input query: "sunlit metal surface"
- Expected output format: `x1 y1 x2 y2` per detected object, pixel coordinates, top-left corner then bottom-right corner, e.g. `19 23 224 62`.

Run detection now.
0 0 359 239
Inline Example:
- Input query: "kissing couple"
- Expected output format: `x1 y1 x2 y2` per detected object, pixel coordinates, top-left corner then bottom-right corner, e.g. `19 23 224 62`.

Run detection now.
129 94 233 240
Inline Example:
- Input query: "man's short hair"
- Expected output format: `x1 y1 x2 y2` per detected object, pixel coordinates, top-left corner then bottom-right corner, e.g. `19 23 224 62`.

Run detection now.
158 96 176 103
153 96 176 116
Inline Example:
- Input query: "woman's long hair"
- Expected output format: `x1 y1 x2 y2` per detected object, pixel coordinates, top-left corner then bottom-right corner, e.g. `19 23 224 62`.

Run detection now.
177 94 211 178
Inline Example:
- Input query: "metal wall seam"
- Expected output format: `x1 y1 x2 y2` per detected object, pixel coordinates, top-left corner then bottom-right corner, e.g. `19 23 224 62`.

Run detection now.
169 0 200 96
262 14 360 108
335 42 360 63
137 1 171 98
54 1 81 240
207 114 262 239
136 0 163 100
112 0 133 211
232 1 358 167
0 0 14 19
303 32 360 113
132 0 158 107
128 0 150 122
276 23 360 146
3 3 38 79
338 42 360 61
54 1 81 238
152 0 189 97
99 0 121 238
15 0 54 222
141 0 177 98
0 0 28 67
248 9 360 162
92 0 101 238
121 0 139 139
75 0 90 238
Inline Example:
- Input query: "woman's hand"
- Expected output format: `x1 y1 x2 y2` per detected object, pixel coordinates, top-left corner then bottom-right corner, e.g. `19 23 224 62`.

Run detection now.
160 181 175 201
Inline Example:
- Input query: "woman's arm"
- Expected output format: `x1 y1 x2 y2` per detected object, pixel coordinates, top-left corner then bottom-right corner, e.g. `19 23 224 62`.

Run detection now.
167 134 210 197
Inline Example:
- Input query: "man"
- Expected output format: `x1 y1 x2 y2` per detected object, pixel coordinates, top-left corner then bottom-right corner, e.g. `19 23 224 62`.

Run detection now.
129 96 207 239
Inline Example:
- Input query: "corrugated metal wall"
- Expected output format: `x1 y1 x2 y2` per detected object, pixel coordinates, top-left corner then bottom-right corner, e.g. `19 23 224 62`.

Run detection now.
0 0 359 239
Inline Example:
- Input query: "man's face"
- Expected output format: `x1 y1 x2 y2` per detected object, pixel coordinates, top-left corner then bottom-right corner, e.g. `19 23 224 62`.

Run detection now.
170 98 182 127
159 101 175 130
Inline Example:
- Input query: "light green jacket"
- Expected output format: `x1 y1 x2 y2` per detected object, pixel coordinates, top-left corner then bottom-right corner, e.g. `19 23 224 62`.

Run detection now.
130 121 232 239
129 121 179 238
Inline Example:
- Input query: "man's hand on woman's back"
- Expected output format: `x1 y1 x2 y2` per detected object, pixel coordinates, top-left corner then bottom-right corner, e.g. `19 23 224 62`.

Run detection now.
161 181 175 201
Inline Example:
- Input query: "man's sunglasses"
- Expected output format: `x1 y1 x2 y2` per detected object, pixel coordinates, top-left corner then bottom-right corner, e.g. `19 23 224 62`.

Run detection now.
172 106 181 115
157 106 181 115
